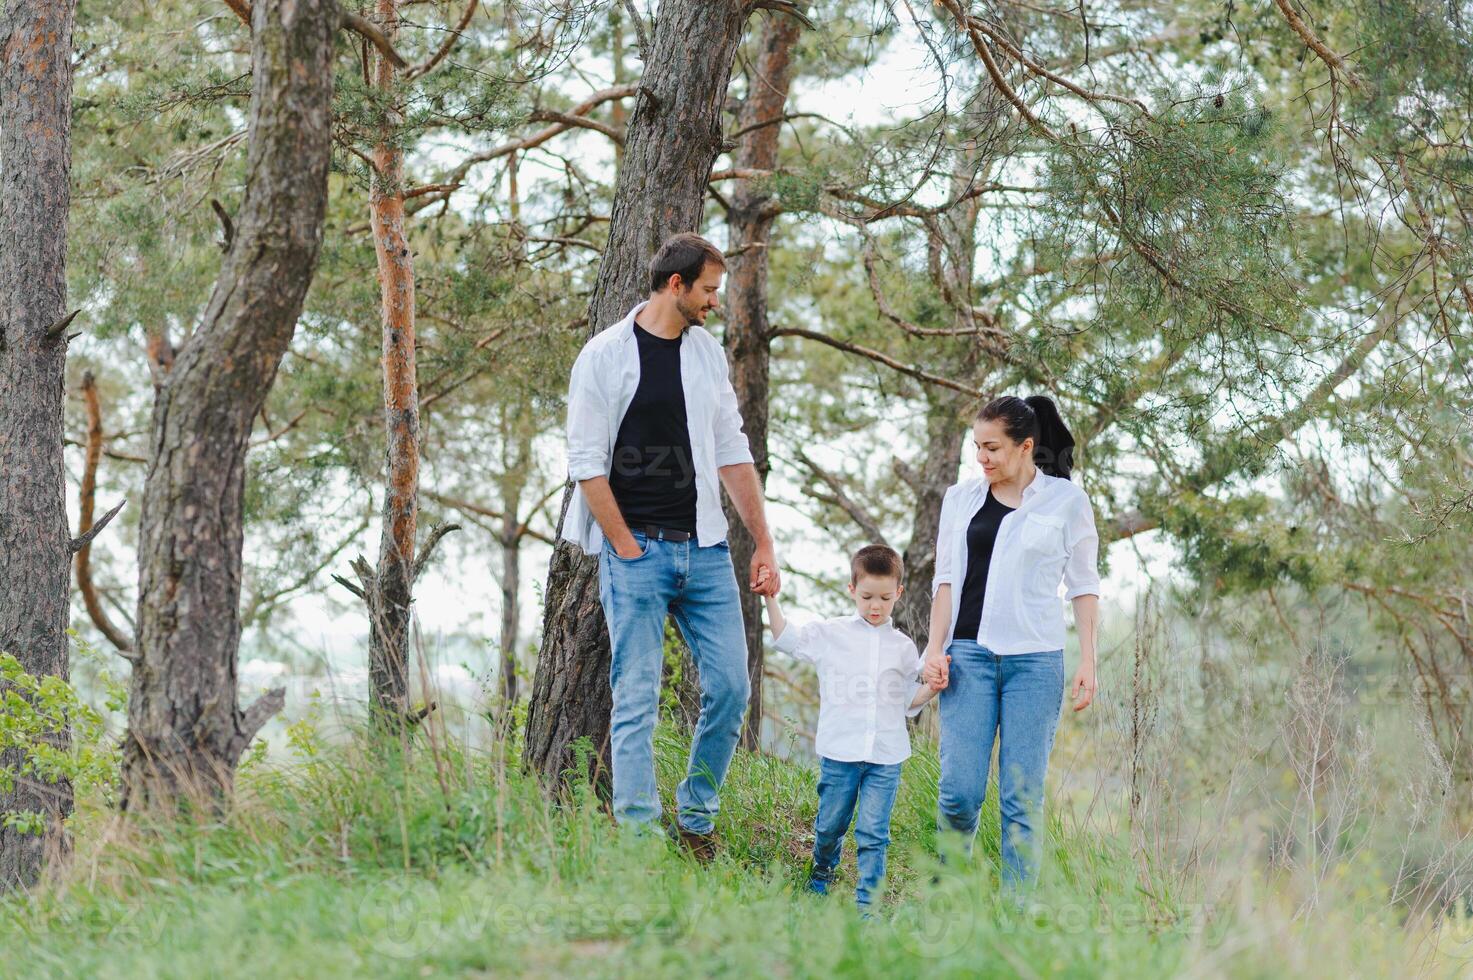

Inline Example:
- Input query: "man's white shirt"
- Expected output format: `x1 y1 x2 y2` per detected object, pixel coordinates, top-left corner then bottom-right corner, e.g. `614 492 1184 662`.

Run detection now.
772 614 925 765
931 469 1102 655
562 301 754 556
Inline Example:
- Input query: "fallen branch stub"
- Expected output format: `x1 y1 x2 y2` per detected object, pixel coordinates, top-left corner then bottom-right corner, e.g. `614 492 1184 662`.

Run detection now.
334 553 376 600
331 572 368 600
45 308 81 342
411 521 463 584
70 498 126 554
232 686 288 760
637 84 662 114
211 199 235 251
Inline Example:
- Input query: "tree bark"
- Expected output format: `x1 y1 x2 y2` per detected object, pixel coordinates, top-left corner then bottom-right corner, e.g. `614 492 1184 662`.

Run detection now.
722 11 803 751
893 130 992 648
120 0 337 813
523 0 756 787
498 512 520 708
893 402 964 648
365 0 422 727
0 0 78 891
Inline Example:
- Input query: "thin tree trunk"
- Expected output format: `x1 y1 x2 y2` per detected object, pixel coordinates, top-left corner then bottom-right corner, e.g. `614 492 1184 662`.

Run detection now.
120 0 337 813
498 515 520 708
609 3 627 168
365 0 422 727
0 0 79 890
894 130 991 648
722 11 803 751
523 0 757 788
495 425 531 714
77 372 136 653
893 403 964 648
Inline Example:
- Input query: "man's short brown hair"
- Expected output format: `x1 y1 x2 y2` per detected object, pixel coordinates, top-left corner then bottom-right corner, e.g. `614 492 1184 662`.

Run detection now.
649 232 726 293
851 544 903 586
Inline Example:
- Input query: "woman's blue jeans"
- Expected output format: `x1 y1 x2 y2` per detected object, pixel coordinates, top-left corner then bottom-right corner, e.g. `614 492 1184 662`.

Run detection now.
599 531 750 835
811 757 902 909
937 639 1064 889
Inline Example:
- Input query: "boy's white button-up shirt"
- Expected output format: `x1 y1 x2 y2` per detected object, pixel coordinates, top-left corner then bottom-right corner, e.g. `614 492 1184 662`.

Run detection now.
772 614 925 765
931 469 1102 654
561 301 754 556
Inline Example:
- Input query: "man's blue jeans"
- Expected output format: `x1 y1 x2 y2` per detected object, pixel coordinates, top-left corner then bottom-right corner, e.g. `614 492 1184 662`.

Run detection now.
937 639 1064 888
811 757 902 909
599 531 750 835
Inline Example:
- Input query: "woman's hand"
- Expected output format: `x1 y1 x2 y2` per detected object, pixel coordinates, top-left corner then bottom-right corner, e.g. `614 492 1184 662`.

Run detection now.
1069 594 1099 712
1069 659 1096 712
923 646 950 690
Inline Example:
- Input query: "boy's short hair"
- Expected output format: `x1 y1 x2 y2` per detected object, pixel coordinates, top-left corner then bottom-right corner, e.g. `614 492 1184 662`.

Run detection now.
850 544 903 586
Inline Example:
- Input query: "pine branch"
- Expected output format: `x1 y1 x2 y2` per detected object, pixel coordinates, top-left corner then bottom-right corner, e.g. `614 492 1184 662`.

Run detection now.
792 448 889 545
1270 0 1360 87
751 0 814 31
411 522 463 584
341 10 409 69
622 0 651 59
770 326 985 399
222 1 409 68
405 0 478 80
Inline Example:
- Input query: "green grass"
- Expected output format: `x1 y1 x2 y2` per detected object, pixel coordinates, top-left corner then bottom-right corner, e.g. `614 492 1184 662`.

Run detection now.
0 718 1465 979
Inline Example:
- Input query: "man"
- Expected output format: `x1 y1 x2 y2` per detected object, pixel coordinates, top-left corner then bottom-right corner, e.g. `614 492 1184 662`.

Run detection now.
562 232 781 859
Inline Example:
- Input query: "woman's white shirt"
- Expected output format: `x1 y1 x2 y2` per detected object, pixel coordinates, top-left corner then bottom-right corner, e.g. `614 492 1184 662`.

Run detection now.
931 470 1101 655
771 614 924 764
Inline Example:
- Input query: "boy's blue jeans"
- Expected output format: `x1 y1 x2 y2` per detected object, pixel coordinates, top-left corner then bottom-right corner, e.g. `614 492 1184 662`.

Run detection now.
599 530 750 835
937 639 1064 889
811 757 902 909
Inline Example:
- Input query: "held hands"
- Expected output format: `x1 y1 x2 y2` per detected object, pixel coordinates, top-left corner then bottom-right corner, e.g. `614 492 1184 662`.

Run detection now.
923 647 950 690
922 642 1094 708
750 541 781 597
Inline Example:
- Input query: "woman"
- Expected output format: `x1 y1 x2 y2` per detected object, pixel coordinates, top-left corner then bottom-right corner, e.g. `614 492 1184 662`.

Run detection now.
922 395 1100 890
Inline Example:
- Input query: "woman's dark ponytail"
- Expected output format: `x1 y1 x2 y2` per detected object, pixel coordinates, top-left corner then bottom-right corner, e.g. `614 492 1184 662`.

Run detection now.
1024 395 1075 479
976 394 1077 479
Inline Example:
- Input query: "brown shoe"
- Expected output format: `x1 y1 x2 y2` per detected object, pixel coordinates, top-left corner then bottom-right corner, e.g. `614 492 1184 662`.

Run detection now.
676 827 717 864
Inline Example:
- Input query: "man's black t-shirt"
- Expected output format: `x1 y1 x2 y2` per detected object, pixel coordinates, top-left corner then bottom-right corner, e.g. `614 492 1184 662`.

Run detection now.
953 489 1015 642
607 320 698 533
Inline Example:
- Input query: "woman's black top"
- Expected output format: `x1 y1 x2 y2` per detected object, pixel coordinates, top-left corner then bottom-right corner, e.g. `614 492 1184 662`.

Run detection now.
953 489 1015 641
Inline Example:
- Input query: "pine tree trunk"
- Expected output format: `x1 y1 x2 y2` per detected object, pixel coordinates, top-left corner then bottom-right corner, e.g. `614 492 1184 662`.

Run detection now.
0 0 78 891
522 0 756 787
366 0 421 727
894 143 990 648
894 403 965 648
722 12 802 751
120 0 337 813
498 514 520 708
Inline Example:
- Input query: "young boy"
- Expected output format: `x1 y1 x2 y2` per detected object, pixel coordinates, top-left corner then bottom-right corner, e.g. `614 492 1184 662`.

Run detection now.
760 544 940 914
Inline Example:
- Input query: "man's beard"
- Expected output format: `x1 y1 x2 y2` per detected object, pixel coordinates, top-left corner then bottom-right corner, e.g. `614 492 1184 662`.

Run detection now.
677 296 706 326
